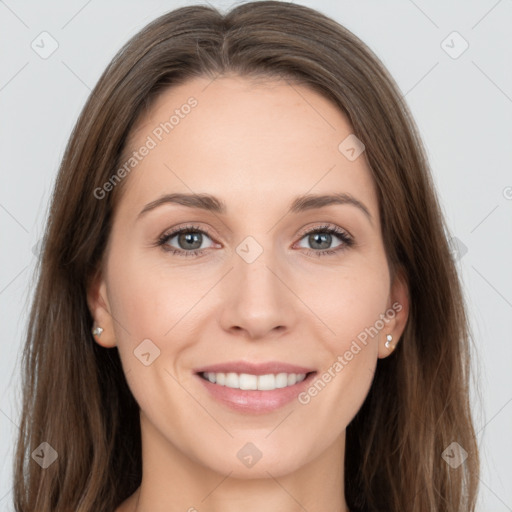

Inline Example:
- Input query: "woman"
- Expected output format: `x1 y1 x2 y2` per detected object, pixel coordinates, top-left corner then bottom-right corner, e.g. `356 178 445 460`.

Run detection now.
13 2 480 511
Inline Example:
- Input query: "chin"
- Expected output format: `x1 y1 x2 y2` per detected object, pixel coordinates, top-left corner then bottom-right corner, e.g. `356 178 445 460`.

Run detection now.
197 442 309 479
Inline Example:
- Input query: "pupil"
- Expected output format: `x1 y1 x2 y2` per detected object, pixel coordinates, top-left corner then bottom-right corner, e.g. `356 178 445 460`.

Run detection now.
310 233 331 249
180 232 201 250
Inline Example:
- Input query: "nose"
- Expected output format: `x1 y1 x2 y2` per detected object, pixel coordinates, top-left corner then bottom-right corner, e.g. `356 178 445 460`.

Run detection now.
218 247 297 341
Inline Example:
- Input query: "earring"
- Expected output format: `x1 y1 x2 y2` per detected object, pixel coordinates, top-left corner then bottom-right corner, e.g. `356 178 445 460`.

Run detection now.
385 334 393 349
92 326 104 338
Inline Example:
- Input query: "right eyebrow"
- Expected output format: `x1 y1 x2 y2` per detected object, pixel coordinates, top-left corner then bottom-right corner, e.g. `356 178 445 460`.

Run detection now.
137 193 225 219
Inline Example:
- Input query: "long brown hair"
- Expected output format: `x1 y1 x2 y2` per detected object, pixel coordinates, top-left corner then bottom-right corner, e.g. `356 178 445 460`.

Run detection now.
13 2 480 510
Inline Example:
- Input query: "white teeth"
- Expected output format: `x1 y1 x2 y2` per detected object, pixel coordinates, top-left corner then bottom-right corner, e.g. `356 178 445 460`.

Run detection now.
275 373 288 388
239 373 258 390
257 374 275 391
203 372 308 390
287 373 297 386
225 372 238 388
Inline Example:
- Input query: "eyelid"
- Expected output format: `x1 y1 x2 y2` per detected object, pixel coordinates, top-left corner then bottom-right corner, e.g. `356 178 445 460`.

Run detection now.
157 224 218 248
292 223 354 254
294 222 353 240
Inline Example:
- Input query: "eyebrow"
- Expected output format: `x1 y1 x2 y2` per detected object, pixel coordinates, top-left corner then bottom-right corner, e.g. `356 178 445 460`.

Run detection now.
137 192 373 225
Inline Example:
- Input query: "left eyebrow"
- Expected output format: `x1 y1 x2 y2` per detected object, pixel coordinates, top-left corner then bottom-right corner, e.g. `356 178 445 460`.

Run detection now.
137 192 373 226
289 193 373 226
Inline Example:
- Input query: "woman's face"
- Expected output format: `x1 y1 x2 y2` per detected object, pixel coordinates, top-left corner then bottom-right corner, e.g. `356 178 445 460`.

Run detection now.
89 74 408 478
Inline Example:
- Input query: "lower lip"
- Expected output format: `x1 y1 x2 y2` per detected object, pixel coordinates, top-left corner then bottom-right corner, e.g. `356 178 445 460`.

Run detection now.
195 372 316 414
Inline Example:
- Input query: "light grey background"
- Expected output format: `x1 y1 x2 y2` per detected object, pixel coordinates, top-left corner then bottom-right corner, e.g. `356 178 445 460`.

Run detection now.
1 0 511 510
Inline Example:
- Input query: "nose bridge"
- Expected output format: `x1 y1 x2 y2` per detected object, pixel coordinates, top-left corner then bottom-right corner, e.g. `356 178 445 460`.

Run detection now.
235 233 284 304
218 232 296 338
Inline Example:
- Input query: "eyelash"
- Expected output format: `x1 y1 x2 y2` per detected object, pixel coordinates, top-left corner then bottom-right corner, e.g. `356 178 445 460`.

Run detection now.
156 223 354 258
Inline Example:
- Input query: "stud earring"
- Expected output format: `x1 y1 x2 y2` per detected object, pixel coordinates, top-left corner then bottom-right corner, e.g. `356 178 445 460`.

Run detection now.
385 334 393 349
92 326 104 338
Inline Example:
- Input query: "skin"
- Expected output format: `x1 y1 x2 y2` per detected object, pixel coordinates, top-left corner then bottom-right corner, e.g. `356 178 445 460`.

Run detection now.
87 74 409 512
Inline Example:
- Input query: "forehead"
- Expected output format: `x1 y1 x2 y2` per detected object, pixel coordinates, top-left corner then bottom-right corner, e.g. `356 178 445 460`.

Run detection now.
117 75 378 221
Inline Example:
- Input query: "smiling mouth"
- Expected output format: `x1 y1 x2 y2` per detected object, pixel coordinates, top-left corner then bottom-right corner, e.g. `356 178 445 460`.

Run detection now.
198 371 316 391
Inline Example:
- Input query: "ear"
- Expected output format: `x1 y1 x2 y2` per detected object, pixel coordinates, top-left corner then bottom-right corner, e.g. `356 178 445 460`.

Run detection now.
378 266 409 359
86 268 117 348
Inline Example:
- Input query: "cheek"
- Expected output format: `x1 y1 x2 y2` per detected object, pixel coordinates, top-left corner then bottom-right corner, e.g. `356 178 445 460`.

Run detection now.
105 256 203 417
108 252 215 340
299 261 389 418
306 263 390 349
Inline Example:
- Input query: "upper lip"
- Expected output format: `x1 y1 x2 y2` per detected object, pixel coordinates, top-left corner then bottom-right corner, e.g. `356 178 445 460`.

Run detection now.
194 361 316 376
